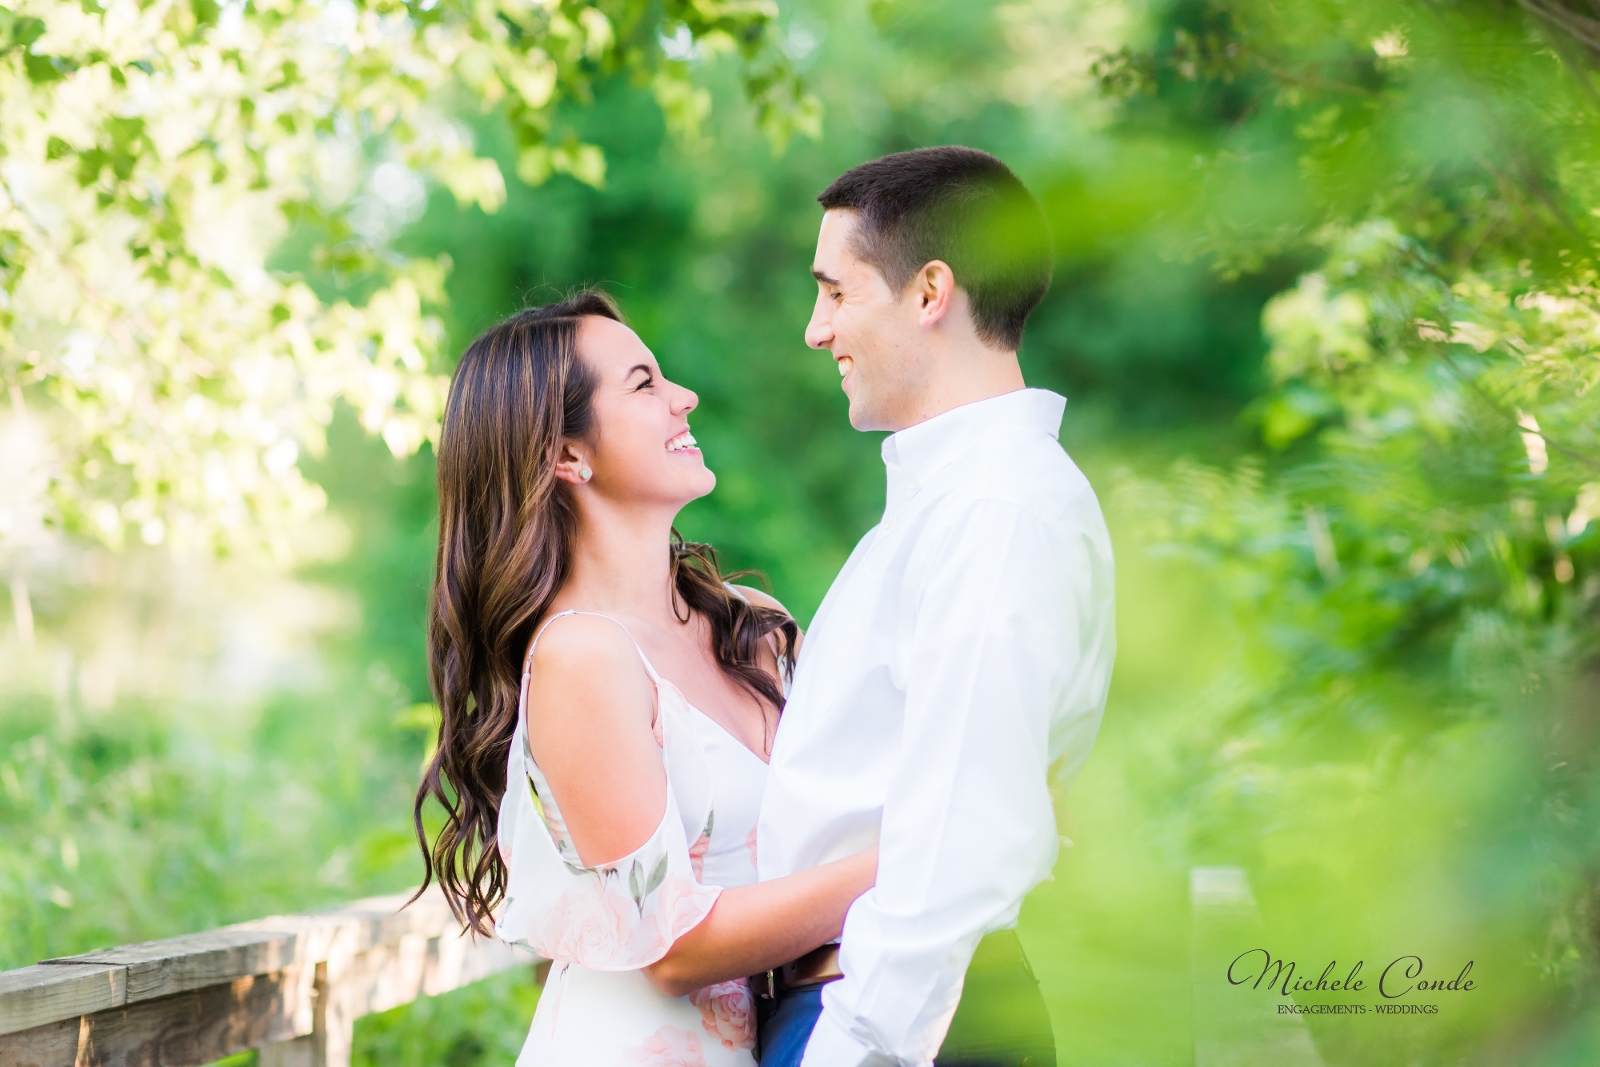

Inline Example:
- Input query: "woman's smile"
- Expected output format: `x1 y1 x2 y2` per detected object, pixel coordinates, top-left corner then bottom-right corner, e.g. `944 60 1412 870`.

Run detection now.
665 429 699 454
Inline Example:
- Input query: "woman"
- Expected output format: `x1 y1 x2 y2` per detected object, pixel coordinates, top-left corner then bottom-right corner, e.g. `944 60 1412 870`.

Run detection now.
413 291 875 1066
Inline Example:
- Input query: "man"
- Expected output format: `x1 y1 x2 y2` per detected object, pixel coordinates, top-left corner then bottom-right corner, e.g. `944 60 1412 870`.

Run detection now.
754 146 1117 1067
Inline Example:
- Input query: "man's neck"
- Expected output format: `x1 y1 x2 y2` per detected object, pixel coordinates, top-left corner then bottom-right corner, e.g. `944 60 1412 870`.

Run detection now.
892 350 1025 433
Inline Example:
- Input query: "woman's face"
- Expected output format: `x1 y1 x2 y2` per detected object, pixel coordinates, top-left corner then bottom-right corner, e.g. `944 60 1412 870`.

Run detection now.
574 315 715 507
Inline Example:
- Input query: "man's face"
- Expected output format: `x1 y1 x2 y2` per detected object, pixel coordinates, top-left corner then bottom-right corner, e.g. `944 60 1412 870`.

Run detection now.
805 209 927 432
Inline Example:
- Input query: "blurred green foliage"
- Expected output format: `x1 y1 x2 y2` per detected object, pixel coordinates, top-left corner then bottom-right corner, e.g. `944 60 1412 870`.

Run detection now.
5 0 1600 1065
0 0 819 556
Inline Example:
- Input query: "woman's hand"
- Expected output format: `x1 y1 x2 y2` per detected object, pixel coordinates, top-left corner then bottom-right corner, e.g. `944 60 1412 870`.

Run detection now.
640 845 879 998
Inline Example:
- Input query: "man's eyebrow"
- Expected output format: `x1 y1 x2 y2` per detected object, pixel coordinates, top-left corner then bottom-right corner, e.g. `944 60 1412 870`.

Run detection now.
812 268 841 286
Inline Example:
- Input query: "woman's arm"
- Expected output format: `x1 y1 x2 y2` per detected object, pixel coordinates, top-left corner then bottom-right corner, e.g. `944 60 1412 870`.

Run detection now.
641 847 876 997
525 615 667 866
528 606 861 997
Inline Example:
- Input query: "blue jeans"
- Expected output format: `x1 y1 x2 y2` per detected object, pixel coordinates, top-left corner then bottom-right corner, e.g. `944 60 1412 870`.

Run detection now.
756 932 1055 1067
758 985 823 1067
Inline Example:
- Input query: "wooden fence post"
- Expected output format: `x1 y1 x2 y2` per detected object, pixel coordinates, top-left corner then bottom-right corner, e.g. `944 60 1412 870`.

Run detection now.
259 961 340 1067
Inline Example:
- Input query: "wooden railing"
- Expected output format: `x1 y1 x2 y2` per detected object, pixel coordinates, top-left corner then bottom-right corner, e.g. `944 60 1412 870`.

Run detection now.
0 887 540 1067
2 868 1322 1066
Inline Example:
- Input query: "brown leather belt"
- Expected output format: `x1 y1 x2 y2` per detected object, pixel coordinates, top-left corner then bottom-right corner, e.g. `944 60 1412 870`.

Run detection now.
750 942 843 1000
750 929 1030 1002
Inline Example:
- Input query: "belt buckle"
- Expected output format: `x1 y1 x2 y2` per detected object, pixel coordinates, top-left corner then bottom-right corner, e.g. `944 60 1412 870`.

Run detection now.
753 968 777 1001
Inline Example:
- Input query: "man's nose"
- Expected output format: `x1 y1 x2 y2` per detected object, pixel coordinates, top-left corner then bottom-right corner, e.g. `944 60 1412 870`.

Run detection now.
804 308 832 351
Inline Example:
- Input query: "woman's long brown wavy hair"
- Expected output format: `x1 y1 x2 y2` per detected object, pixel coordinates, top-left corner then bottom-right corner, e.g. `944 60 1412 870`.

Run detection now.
413 290 797 935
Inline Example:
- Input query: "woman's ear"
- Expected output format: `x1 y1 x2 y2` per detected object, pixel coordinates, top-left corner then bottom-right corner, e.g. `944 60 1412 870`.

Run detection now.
914 260 956 328
553 439 593 486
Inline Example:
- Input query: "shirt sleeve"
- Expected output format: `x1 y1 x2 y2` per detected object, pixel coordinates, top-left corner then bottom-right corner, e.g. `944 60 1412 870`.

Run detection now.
801 498 1104 1067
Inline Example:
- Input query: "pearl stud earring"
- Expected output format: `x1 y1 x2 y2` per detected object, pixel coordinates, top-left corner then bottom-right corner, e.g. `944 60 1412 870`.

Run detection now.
580 467 592 482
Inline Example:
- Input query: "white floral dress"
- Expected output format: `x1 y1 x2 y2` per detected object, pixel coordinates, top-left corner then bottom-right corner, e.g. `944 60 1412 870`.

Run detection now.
496 610 771 1067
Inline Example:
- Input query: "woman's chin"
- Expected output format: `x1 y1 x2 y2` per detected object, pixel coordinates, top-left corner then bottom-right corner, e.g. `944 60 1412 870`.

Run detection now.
655 467 716 507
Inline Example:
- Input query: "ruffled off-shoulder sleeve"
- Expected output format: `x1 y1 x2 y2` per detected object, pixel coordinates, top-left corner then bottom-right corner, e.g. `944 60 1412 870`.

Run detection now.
495 723 722 971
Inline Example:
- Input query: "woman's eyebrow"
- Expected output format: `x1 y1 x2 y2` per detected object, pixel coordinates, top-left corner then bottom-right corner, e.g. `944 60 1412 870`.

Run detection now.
624 363 653 381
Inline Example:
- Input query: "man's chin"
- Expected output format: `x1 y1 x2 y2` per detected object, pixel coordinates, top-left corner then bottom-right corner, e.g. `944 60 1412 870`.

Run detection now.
846 393 885 432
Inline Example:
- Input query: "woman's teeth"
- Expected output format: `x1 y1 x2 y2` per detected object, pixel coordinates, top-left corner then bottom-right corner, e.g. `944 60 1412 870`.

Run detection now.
837 356 853 378
666 431 697 452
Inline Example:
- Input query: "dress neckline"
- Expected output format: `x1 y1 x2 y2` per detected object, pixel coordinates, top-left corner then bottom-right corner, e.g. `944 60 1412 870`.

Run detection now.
630 650 773 768
528 609 773 767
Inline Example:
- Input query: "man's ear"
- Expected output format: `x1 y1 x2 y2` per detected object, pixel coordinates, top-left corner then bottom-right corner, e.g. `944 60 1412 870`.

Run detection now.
553 439 591 486
913 260 956 329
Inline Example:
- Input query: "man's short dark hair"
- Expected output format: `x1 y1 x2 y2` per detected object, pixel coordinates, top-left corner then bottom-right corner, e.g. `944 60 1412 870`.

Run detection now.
817 146 1053 351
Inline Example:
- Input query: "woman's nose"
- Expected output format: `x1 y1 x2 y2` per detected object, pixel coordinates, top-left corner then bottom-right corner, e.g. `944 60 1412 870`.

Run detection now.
674 382 699 414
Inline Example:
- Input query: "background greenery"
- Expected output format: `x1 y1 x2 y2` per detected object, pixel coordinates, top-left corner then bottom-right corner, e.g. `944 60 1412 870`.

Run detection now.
4 0 1600 1064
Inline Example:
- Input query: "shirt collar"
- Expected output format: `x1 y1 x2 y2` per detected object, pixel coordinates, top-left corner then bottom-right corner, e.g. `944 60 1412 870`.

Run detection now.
881 388 1067 511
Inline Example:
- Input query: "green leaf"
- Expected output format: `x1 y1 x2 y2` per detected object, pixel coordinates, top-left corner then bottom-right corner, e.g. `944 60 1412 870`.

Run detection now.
645 854 667 897
13 16 45 49
628 858 642 902
24 52 67 84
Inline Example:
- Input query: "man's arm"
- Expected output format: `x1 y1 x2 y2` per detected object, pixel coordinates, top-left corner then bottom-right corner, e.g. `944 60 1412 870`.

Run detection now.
801 498 1111 1067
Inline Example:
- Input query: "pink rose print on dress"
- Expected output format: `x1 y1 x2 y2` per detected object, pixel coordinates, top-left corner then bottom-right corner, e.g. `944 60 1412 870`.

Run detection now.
745 824 758 868
689 980 756 1051
688 834 709 881
654 871 720 945
621 1025 708 1067
535 885 641 968
688 810 713 881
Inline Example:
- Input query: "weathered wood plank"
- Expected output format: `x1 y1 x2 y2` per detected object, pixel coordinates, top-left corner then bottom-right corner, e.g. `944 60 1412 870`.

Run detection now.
45 929 302 1005
0 964 127 1037
0 966 311 1067
440 935 526 992
26 888 447 1016
1191 865 1325 1067
231 892 446 972
334 932 526 1020
0 885 537 1063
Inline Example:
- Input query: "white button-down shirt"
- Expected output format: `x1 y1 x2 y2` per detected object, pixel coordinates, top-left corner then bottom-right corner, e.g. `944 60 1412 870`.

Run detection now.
758 388 1116 1067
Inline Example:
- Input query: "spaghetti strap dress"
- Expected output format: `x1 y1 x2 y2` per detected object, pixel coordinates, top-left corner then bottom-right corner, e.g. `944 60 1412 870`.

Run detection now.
495 609 773 1066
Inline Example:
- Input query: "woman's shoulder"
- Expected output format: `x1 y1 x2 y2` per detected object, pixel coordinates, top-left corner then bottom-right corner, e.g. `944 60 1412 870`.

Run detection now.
530 610 641 666
525 612 657 719
726 584 790 617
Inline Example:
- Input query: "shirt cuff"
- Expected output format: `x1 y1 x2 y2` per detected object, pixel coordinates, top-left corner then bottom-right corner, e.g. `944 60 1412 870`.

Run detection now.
799 1008 924 1067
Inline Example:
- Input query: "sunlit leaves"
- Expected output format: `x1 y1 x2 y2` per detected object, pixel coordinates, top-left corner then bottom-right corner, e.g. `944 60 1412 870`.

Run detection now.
0 0 812 560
